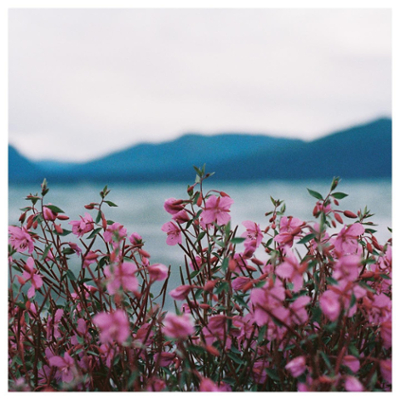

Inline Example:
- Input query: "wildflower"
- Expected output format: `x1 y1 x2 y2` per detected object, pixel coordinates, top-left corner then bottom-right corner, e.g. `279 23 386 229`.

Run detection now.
289 296 310 324
43 206 57 221
319 290 341 321
69 213 94 237
8 226 35 254
169 285 192 301
129 232 142 245
344 376 363 392
201 195 234 226
342 355 360 373
242 220 264 247
275 247 306 292
199 378 231 392
332 255 361 283
19 257 43 298
163 313 194 339
172 209 190 224
104 262 138 294
48 352 76 383
380 359 392 384
103 222 127 244
164 198 185 215
46 309 64 340
161 221 182 246
93 310 130 345
82 250 98 268
285 356 307 377
274 216 303 247
147 263 168 281
333 223 364 256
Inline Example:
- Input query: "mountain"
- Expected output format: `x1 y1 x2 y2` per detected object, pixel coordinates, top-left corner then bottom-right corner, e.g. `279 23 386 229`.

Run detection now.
8 118 392 185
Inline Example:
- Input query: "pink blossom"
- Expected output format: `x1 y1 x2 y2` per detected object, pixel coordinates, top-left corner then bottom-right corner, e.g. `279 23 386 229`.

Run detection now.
82 250 98 268
46 309 64 340
147 263 168 281
103 222 127 244
19 257 43 298
199 378 231 392
93 310 130 345
232 276 252 291
274 216 303 247
201 195 234 226
146 378 167 391
43 205 57 221
104 262 138 294
8 226 35 254
275 247 305 292
99 343 115 368
161 221 182 246
334 223 364 256
129 232 142 244
69 213 94 237
242 220 264 248
68 242 82 255
154 352 176 367
342 355 360 373
285 356 307 377
169 284 192 301
163 313 194 339
48 352 76 383
344 375 363 391
164 198 185 215
320 290 341 321
172 209 190 224
333 255 361 283
380 359 392 384
289 296 310 324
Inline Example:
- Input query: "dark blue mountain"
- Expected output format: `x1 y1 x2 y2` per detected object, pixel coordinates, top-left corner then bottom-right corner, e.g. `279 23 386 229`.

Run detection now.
8 117 391 185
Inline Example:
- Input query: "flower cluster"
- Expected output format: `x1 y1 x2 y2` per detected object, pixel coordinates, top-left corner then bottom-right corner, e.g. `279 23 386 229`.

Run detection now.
8 171 391 392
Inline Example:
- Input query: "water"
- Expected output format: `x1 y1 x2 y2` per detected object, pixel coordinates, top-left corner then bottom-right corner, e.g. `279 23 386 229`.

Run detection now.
8 179 391 309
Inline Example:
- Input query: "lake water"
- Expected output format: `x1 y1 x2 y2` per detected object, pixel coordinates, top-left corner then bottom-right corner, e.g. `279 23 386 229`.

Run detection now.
8 179 391 309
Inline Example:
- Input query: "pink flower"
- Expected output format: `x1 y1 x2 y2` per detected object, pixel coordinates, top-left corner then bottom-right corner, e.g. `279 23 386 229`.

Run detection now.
46 309 64 340
274 216 303 247
320 290 341 321
104 262 138 294
201 195 234 226
342 355 360 373
154 352 176 367
275 248 306 292
172 209 190 224
334 223 364 256
147 263 168 281
289 296 310 324
8 226 35 254
169 285 192 301
82 250 98 268
164 198 185 215
146 378 167 391
69 213 94 237
129 232 142 244
232 276 252 291
333 255 361 283
285 356 307 377
43 205 57 221
93 310 130 345
161 221 182 246
380 359 392 384
163 313 194 339
242 220 264 248
344 376 363 392
48 352 76 383
68 242 82 256
19 257 43 298
103 222 127 244
199 378 231 392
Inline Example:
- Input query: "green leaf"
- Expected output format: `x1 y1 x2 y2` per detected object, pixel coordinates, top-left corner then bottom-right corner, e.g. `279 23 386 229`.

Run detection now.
42 244 52 261
307 188 324 201
265 368 280 381
228 352 243 365
231 237 245 244
297 233 316 244
215 281 229 295
104 200 118 207
44 205 65 214
331 192 348 200
87 227 102 239
53 229 72 236
95 210 102 224
326 277 339 286
320 351 332 370
348 343 360 358
221 258 229 273
66 269 77 281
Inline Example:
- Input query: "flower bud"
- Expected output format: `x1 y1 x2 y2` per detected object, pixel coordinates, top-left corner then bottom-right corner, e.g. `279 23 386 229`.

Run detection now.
344 210 357 218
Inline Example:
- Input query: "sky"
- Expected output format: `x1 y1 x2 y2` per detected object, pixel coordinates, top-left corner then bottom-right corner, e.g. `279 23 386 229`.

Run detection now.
8 8 391 162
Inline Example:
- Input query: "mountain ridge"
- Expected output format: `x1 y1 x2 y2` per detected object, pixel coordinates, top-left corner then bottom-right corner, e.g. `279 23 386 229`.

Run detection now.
9 117 392 184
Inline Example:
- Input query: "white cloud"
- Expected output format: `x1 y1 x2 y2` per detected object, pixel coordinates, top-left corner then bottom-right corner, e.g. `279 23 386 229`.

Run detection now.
9 8 391 161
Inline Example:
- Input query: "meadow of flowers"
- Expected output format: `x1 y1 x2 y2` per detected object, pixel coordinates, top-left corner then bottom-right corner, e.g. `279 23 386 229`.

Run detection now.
8 167 392 391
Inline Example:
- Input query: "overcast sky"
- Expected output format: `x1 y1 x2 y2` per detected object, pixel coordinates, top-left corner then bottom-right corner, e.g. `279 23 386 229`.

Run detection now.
9 8 391 162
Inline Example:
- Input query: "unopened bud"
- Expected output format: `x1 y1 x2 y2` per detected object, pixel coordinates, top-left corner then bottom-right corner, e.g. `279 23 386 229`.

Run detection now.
344 210 357 219
334 213 343 224
57 215 69 220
